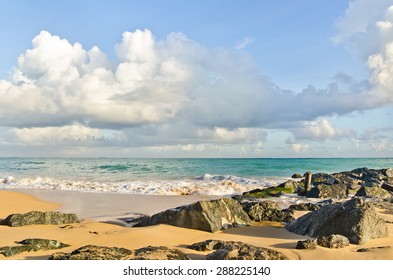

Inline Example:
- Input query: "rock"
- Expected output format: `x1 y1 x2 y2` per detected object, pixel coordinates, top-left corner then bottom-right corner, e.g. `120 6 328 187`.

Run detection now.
332 172 363 189
316 234 350 248
383 168 393 178
285 198 388 244
49 245 132 260
311 173 338 186
188 240 288 260
296 239 317 250
277 180 303 192
288 203 320 212
132 246 189 260
0 239 69 257
242 186 293 198
134 198 252 233
292 173 303 179
242 201 294 223
306 183 347 199
355 186 393 199
2 211 79 227
382 182 393 193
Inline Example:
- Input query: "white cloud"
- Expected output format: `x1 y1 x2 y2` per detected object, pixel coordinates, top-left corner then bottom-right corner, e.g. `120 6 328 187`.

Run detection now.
291 143 309 153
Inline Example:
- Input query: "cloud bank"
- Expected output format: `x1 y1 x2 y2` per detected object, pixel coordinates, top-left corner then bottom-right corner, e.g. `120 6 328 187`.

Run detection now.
1 1 393 155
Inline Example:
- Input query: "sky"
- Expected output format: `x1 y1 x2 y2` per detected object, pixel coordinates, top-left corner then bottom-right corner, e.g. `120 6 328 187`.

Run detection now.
0 0 392 158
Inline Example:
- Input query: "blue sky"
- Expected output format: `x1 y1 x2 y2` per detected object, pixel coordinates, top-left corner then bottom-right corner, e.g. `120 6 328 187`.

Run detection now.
0 0 392 157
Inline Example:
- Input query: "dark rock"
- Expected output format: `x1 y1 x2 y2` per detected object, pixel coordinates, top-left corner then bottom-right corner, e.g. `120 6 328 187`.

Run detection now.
292 173 303 179
242 201 294 223
296 239 317 250
285 198 388 244
243 186 293 198
188 240 288 260
288 203 320 212
356 246 391 252
0 239 69 257
2 211 80 227
133 246 189 260
382 182 393 193
332 172 363 188
277 180 303 192
306 183 347 199
49 245 132 260
316 234 350 248
134 198 251 233
311 173 338 186
355 186 393 199
231 195 246 203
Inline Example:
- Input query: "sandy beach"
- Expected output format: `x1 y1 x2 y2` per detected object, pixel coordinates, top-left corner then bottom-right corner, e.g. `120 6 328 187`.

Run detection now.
0 189 392 260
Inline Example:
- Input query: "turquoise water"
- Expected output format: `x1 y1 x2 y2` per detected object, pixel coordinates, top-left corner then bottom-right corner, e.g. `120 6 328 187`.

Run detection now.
1 158 392 195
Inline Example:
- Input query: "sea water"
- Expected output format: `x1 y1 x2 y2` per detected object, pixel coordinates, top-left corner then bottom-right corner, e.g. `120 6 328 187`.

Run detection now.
1 158 392 195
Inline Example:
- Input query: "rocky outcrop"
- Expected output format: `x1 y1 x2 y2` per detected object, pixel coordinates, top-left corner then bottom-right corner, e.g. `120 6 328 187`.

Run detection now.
296 239 317 250
287 203 321 212
0 239 69 257
355 186 393 199
134 198 251 233
49 245 132 260
285 198 388 244
241 201 294 223
306 183 347 199
1 211 79 227
132 246 189 260
316 234 350 248
242 186 293 198
188 240 288 260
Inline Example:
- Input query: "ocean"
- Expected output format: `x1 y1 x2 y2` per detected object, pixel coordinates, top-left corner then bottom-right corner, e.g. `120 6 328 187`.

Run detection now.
1 157 392 196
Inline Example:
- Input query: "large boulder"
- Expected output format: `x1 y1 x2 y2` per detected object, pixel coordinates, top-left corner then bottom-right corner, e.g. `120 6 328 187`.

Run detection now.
355 186 393 199
2 211 79 227
310 173 338 186
306 183 347 199
134 198 251 233
241 201 294 223
0 239 69 257
285 198 388 244
50 245 132 260
187 240 288 260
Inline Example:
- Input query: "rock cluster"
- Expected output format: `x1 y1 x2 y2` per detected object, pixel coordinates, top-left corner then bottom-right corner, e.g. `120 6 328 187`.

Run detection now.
187 240 288 260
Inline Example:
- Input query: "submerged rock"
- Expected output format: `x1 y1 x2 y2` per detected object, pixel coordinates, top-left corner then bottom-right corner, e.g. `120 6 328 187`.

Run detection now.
188 240 288 260
0 239 69 257
285 198 388 244
2 211 80 227
134 198 251 233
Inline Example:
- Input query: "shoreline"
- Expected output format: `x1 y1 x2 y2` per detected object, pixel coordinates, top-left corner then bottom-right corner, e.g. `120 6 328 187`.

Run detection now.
0 189 392 260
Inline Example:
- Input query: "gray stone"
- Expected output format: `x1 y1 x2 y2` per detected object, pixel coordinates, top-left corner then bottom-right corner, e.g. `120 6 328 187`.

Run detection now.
0 239 69 257
296 239 317 250
285 198 388 244
241 201 294 223
49 245 132 260
134 198 252 233
316 234 350 248
306 183 347 199
2 211 80 227
291 173 303 179
133 246 190 260
355 186 393 199
288 203 320 212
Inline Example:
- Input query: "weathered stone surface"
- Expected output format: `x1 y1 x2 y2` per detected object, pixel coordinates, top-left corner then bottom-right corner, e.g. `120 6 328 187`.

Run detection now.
285 198 388 244
242 186 293 198
134 198 251 233
306 183 347 199
288 203 320 212
316 234 350 248
241 201 294 223
188 240 288 260
132 246 189 260
49 245 132 260
382 182 393 193
0 239 69 257
311 173 338 186
296 239 317 250
277 180 302 192
291 173 303 179
2 211 80 227
355 186 393 199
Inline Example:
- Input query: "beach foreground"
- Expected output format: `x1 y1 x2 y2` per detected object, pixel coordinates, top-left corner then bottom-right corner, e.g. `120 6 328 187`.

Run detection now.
0 189 392 260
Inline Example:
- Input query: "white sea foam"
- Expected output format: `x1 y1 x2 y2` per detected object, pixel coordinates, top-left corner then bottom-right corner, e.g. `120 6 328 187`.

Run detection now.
1 174 287 196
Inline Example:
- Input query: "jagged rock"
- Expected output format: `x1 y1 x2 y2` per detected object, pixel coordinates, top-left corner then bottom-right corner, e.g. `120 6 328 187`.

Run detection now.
288 203 320 212
2 211 79 227
296 239 317 250
134 198 251 233
306 183 347 199
292 173 303 179
188 240 288 260
316 234 350 248
332 172 363 189
49 245 132 260
0 239 69 257
311 173 338 186
132 246 189 260
242 186 293 198
241 201 294 223
277 180 303 192
355 186 393 199
285 198 388 244
382 182 393 193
